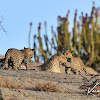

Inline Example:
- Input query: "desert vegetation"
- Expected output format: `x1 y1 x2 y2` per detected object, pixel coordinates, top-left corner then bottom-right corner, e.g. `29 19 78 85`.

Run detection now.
0 1 100 100
0 77 61 93
31 2 100 71
34 82 61 93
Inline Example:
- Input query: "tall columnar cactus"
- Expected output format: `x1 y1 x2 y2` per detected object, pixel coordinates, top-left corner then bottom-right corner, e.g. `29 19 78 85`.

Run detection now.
68 32 72 50
44 22 49 52
90 5 95 60
33 35 38 62
56 11 71 52
81 13 89 54
84 2 100 67
38 23 43 51
94 8 100 57
77 17 82 57
72 10 77 53
51 26 60 54
38 23 47 61
57 26 63 52
95 8 99 42
63 11 70 51
32 2 100 69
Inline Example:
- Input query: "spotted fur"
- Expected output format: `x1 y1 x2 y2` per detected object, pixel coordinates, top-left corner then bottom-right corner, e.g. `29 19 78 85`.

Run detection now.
38 52 67 73
64 50 87 74
3 47 34 70
64 50 73 59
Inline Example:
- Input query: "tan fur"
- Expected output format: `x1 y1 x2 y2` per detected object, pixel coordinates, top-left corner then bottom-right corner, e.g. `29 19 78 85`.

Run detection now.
64 50 73 59
37 52 67 73
3 47 34 70
64 50 87 74
65 57 87 74
85 67 99 75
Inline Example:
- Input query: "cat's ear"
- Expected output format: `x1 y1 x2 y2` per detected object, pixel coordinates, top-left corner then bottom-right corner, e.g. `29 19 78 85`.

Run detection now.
70 50 73 54
32 49 34 51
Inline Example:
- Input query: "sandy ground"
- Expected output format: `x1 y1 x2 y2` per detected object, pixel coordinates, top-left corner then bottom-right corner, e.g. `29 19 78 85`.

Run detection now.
0 55 4 59
0 57 100 100
0 68 100 100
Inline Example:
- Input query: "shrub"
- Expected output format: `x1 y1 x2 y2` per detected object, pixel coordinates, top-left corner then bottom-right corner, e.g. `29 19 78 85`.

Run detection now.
34 82 61 93
0 78 24 89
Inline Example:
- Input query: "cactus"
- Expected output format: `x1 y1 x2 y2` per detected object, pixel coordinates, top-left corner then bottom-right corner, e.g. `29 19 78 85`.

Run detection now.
31 2 100 69
38 23 48 61
77 17 81 57
44 22 49 52
72 10 77 54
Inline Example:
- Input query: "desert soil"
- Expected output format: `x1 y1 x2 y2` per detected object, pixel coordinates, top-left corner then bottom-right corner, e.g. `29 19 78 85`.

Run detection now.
0 64 100 100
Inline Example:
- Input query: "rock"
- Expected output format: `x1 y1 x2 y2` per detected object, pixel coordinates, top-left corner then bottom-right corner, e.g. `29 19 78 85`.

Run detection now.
86 67 99 75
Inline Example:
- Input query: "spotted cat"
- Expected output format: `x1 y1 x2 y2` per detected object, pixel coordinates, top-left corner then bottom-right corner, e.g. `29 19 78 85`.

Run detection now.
37 52 67 73
64 50 88 74
3 47 34 70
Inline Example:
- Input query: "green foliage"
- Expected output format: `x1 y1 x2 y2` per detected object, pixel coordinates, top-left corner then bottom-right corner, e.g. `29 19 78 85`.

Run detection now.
32 2 100 68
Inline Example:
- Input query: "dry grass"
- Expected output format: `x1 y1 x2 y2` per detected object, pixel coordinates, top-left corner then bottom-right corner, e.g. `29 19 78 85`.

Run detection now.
0 78 61 93
0 78 25 89
34 82 61 93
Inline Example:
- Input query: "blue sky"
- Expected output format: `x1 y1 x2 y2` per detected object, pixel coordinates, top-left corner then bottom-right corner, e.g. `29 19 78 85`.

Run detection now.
0 0 100 55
